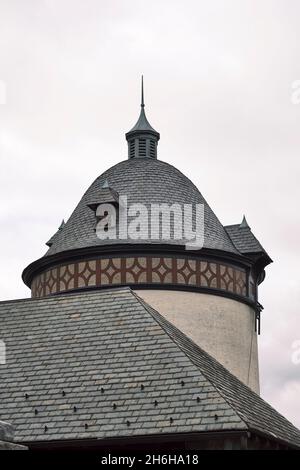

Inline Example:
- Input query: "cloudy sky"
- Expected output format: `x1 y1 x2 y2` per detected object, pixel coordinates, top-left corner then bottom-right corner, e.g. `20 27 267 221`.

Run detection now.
0 0 300 427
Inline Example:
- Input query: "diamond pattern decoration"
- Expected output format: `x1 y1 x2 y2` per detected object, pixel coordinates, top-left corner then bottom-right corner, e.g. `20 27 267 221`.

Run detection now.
32 256 250 302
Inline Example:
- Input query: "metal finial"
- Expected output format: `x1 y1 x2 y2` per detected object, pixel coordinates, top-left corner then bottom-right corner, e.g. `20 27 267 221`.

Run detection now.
240 215 250 229
141 75 144 108
58 220 65 231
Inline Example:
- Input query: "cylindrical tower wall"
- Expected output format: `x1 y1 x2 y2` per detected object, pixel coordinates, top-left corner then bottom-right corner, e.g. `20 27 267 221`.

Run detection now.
136 290 259 393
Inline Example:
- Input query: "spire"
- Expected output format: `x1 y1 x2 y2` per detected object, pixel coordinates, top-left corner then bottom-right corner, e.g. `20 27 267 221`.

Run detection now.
141 75 144 108
239 215 250 229
125 76 160 159
46 220 65 247
58 219 65 230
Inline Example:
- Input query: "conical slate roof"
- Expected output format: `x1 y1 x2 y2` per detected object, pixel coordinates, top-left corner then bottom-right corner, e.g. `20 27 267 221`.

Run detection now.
45 157 238 256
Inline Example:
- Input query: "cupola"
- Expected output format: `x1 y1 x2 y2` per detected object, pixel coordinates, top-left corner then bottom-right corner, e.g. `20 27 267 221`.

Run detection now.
125 76 160 159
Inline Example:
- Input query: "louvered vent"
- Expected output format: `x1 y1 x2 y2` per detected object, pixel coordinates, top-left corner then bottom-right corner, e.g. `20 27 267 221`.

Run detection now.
150 140 156 158
139 139 146 157
129 140 135 158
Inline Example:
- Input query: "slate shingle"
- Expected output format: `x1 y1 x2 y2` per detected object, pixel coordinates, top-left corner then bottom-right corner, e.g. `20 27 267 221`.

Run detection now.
139 296 300 448
45 158 238 256
225 224 268 255
0 288 299 448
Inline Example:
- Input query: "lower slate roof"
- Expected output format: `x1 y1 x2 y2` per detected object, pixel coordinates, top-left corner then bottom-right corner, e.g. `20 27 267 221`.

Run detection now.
0 288 299 447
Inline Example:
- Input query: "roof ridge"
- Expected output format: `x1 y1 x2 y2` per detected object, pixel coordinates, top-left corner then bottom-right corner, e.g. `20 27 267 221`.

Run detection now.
133 291 300 448
224 223 244 229
1 287 299 447
0 286 132 307
144 301 251 431
132 291 246 429
133 291 241 382
1 287 247 443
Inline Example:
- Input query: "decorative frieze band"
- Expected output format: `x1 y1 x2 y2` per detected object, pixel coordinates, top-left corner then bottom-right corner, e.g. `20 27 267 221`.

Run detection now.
31 256 248 300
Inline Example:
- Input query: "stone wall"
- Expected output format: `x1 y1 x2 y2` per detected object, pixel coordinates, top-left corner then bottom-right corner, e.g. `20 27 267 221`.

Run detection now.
137 290 259 393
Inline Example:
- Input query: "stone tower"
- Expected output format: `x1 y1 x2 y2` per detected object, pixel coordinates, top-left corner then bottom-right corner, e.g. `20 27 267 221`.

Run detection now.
23 80 271 394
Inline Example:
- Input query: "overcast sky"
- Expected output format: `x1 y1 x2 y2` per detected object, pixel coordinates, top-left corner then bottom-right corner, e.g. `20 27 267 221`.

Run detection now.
0 0 300 428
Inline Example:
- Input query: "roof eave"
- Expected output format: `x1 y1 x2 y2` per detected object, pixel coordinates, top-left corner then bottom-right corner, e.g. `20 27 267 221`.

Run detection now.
22 244 256 288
